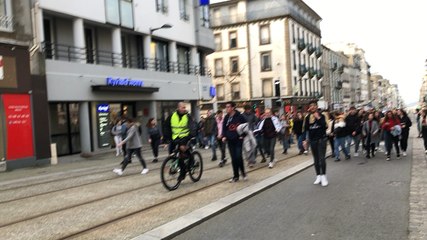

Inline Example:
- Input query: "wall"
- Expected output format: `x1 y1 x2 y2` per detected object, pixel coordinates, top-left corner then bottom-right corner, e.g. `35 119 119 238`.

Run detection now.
39 0 106 23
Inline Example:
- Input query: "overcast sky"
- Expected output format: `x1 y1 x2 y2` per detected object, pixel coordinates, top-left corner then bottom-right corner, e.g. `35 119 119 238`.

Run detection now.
210 0 427 105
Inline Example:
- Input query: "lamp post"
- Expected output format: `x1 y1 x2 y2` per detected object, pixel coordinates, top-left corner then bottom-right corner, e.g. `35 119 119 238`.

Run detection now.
149 24 173 34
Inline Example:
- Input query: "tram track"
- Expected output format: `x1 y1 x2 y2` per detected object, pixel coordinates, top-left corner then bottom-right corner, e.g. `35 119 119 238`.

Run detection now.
0 150 311 240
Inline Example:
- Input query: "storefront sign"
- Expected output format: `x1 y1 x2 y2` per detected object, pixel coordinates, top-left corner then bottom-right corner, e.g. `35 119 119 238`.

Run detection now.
106 77 144 87
96 104 110 148
2 94 34 160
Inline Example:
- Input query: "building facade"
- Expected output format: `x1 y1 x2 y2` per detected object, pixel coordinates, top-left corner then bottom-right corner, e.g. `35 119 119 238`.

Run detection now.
0 0 51 170
207 0 322 113
32 0 214 157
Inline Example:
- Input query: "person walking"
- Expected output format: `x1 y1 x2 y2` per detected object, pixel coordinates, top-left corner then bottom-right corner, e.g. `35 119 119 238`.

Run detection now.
381 110 401 161
203 110 218 160
362 112 380 159
221 101 247 182
397 109 412 156
420 109 427 153
303 100 328 187
237 123 257 168
293 111 305 155
254 108 282 168
280 113 291 154
345 106 362 157
113 118 149 176
111 118 123 156
215 110 228 166
254 114 267 163
332 113 351 162
146 118 162 163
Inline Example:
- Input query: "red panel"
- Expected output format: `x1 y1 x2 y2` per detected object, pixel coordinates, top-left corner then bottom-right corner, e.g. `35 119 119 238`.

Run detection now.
3 94 34 160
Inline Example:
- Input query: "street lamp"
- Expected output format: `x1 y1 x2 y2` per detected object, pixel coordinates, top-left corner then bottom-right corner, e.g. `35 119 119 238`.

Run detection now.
150 24 173 34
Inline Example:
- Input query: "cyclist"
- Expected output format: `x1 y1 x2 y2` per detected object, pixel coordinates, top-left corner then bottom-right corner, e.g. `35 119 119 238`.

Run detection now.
163 102 197 181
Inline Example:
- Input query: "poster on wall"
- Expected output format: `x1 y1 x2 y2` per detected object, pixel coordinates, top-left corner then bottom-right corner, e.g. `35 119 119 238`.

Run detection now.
2 94 34 160
97 104 111 148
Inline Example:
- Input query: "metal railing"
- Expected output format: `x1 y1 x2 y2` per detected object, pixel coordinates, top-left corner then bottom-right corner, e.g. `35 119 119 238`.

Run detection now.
41 42 210 76
0 15 13 32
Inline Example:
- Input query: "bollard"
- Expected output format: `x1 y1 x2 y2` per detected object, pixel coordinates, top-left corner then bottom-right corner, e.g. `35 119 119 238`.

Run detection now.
0 158 6 172
50 143 58 165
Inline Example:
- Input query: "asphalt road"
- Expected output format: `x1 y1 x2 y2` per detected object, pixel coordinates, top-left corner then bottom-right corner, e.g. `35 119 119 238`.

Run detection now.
173 144 411 240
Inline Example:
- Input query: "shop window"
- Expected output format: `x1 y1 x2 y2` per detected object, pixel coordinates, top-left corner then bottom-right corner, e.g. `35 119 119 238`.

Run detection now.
49 103 80 156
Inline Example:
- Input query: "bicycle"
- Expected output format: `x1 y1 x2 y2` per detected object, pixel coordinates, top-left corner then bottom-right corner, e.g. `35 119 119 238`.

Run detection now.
160 138 203 191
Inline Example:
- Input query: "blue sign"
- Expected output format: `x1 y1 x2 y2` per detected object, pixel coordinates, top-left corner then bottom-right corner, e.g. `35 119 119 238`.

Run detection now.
200 0 209 6
209 86 216 97
97 104 109 113
106 77 144 87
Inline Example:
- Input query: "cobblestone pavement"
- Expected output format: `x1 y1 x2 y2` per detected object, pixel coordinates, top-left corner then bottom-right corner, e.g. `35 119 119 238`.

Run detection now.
408 132 427 240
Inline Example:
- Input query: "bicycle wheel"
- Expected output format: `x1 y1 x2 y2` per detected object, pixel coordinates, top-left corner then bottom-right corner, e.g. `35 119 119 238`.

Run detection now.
160 156 181 191
189 151 203 182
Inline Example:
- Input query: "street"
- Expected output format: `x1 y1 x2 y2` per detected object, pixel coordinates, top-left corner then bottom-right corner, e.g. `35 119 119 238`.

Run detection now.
173 140 413 240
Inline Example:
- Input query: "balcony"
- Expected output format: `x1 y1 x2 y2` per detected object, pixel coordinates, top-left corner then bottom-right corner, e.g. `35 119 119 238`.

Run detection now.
307 44 315 55
0 15 13 32
299 64 308 77
308 67 315 78
41 42 210 76
335 81 342 90
316 69 324 79
297 39 306 51
315 47 322 58
338 65 344 74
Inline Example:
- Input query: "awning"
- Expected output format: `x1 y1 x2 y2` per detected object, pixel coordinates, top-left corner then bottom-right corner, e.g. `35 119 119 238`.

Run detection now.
91 85 159 93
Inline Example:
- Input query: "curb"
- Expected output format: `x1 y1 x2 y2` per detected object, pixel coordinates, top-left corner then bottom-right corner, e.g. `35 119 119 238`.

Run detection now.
133 159 313 240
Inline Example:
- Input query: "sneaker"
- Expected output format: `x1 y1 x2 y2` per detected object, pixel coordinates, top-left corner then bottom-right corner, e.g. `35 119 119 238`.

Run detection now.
282 150 288 154
334 158 341 162
366 155 371 159
396 154 400 160
345 155 351 160
141 168 149 174
113 168 123 176
313 175 321 184
204 146 209 150
248 163 254 168
152 158 158 163
320 175 329 187
268 161 275 168
354 152 359 157
229 178 239 183
218 160 225 167
243 176 248 181
260 158 267 163
402 151 407 157
211 156 217 161
386 156 391 161
303 150 308 155
116 153 120 157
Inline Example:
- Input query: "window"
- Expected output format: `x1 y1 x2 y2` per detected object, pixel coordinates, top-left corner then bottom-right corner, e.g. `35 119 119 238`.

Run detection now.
292 50 296 70
214 58 223 76
262 79 273 97
261 52 271 71
179 0 189 21
230 56 239 74
229 31 237 49
177 45 190 74
229 5 237 23
0 0 12 32
259 24 270 45
231 83 240 100
105 0 134 28
216 84 225 100
214 33 222 51
150 40 169 72
200 5 209 27
156 0 168 13
291 24 295 43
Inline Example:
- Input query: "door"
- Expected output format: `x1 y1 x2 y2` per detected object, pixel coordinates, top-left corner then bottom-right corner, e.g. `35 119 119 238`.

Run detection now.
85 28 95 63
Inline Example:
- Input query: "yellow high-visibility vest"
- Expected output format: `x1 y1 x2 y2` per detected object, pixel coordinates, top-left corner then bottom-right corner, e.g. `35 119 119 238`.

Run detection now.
171 112 190 140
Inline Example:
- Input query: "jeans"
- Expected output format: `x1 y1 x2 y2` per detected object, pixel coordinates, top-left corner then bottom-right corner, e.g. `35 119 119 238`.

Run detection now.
384 131 400 157
227 140 246 179
310 138 327 175
255 134 266 160
121 148 147 170
400 129 409 151
264 137 277 162
334 137 349 159
282 135 290 152
297 134 304 152
150 137 160 158
208 135 217 158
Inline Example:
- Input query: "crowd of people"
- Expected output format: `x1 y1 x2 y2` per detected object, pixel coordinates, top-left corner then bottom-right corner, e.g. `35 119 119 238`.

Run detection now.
109 100 422 188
